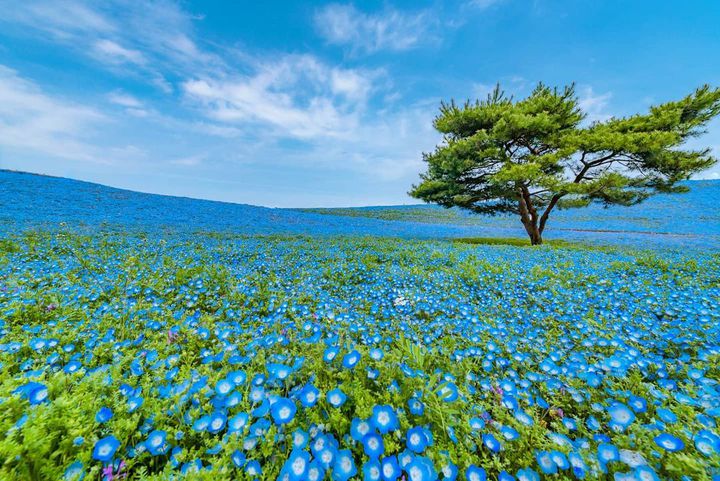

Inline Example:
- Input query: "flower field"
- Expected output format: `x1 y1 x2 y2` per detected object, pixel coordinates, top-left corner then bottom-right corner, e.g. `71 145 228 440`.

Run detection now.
1 231 719 481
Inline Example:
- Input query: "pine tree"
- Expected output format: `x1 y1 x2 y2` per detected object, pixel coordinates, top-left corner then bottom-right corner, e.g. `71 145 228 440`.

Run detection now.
410 84 720 245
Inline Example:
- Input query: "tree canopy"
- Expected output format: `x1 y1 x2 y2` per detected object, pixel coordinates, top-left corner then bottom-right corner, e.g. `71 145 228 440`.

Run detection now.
410 84 720 244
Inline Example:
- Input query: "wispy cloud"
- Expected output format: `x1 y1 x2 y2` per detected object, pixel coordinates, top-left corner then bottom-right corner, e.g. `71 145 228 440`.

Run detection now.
0 65 107 162
314 3 436 54
183 55 381 139
578 86 613 123
466 0 506 9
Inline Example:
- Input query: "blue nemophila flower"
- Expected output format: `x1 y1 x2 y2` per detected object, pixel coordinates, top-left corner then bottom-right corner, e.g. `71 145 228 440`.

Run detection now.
146 430 168 456
516 468 540 481
406 456 437 481
293 429 309 449
597 443 620 465
127 395 143 413
332 449 357 481
245 460 262 476
271 397 297 425
285 449 310 481
483 433 501 453
466 465 486 481
231 450 246 468
549 451 569 470
95 407 113 424
369 348 384 361
208 412 227 434
363 459 382 481
228 413 248 434
64 460 84 480
408 398 424 416
193 415 210 432
380 456 401 481
363 432 385 459
406 426 428 453
634 466 660 481
437 382 459 402
327 388 347 408
500 426 520 441
215 378 233 397
92 435 120 463
15 382 49 405
535 451 557 474
469 417 485 430
568 452 587 479
441 462 458 481
514 410 534 426
371 405 399 434
323 347 339 363
694 430 720 456
498 471 515 481
351 418 372 442
307 460 325 481
628 395 647 413
342 350 361 369
654 433 685 452
300 384 320 408
608 402 635 431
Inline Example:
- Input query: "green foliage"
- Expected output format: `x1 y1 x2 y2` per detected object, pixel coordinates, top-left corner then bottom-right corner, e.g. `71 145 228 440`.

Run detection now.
410 83 720 244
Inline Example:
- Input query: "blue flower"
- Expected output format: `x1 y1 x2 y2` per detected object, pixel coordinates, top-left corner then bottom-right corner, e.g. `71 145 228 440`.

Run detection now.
63 460 85 481
371 405 399 434
549 451 569 470
208 412 227 434
323 347 339 363
607 403 635 432
271 397 297 425
498 471 515 481
482 433 501 453
535 451 557 474
285 449 310 481
406 456 437 481
654 433 685 452
407 398 424 416
307 460 325 481
228 413 248 434
327 388 347 408
363 459 382 481
342 350 361 369
292 429 309 449
634 466 660 481
245 460 262 476
300 384 320 408
92 435 120 463
597 443 620 466
466 465 486 481
440 462 458 481
516 468 540 481
380 456 401 481
363 432 385 459
332 449 357 481
95 407 113 423
406 426 428 453
231 450 246 468
351 418 372 442
145 429 168 456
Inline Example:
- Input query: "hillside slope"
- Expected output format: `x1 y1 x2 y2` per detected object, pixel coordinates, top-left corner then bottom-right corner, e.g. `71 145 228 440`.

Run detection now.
1 170 718 247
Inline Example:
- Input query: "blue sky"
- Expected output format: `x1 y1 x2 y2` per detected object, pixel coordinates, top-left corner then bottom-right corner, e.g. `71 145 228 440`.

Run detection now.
0 1 719 207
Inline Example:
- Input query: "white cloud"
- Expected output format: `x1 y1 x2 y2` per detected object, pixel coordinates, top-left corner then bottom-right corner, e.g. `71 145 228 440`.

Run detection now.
578 86 613 123
107 91 143 108
183 55 380 139
0 65 107 162
314 4 435 54
93 39 146 65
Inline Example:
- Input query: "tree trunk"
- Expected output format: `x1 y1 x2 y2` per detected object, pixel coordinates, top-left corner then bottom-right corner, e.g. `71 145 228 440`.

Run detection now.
517 186 543 245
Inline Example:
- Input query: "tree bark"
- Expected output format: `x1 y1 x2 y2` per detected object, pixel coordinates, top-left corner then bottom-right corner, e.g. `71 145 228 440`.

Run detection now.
517 186 543 245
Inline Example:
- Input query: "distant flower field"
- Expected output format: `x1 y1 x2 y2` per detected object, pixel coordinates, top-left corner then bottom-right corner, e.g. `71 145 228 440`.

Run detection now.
0 232 718 480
